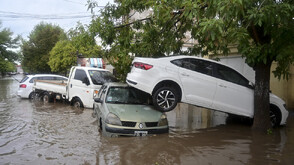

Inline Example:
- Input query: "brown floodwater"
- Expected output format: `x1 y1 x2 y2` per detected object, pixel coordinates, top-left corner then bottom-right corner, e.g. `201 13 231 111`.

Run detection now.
0 75 294 165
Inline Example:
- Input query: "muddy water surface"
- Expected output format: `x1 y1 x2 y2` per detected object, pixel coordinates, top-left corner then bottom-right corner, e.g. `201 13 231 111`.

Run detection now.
0 75 294 165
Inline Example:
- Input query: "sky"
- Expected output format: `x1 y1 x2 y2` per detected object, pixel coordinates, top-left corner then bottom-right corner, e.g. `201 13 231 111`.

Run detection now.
0 0 113 39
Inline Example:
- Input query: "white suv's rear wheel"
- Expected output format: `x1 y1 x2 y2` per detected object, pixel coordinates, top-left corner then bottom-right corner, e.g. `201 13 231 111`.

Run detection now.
29 92 35 100
153 86 178 112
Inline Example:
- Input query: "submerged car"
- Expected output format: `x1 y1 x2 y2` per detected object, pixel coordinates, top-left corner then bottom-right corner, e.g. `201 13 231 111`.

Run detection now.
93 83 169 137
126 55 289 126
17 74 68 99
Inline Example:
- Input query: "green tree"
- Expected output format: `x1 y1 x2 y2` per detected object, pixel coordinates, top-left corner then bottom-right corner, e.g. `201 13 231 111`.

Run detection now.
49 23 104 74
0 60 16 75
21 22 66 73
0 21 20 75
89 0 294 131
48 40 76 74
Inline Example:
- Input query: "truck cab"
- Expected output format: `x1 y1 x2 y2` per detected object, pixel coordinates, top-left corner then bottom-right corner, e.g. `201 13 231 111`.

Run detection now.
68 66 117 108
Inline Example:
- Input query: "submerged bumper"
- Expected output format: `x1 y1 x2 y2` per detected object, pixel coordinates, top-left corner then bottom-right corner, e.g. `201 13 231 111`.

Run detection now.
105 125 169 136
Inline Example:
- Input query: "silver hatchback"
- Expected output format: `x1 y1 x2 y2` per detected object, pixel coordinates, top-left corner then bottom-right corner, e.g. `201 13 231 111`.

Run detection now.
93 82 169 137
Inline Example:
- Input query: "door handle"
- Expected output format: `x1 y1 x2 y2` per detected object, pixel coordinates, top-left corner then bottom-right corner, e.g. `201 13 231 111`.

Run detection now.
219 84 227 88
181 73 189 77
70 84 72 88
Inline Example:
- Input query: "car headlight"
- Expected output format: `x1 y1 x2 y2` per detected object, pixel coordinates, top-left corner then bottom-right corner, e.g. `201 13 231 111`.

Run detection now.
158 114 168 126
93 90 99 98
105 113 122 126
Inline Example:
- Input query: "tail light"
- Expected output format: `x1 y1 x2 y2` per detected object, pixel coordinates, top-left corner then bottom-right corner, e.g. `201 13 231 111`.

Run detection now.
133 62 153 70
20 84 27 88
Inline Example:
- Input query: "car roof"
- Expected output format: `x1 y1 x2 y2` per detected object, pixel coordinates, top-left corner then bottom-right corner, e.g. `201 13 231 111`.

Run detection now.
26 74 67 78
157 55 220 64
134 55 241 72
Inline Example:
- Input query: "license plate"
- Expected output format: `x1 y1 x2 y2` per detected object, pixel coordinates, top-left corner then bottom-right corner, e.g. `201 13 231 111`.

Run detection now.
134 131 148 137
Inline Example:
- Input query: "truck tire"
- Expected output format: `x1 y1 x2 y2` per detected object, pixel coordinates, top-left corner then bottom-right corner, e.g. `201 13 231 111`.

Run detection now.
42 92 53 103
73 98 84 108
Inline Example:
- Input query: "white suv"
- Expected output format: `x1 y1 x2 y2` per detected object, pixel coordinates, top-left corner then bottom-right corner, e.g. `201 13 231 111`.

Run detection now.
126 55 289 126
17 74 68 99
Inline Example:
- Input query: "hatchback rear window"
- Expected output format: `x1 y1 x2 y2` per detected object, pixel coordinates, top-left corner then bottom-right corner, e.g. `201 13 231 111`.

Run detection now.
20 76 29 83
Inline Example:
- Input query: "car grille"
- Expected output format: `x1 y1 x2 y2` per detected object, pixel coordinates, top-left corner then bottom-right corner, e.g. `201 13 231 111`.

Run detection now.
121 121 136 127
145 122 158 127
121 121 159 127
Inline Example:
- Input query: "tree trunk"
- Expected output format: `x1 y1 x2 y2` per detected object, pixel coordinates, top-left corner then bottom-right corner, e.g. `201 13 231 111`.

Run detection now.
252 61 272 131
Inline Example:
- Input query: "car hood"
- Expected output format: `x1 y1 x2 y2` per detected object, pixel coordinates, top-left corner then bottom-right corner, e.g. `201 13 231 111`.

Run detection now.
106 104 163 122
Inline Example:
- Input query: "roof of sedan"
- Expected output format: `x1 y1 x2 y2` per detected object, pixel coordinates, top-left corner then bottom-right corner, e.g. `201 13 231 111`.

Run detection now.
135 55 214 62
158 55 217 62
134 55 237 70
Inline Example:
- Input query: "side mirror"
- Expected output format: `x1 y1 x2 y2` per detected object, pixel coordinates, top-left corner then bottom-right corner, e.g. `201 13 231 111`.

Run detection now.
82 77 90 86
94 98 102 103
249 82 255 89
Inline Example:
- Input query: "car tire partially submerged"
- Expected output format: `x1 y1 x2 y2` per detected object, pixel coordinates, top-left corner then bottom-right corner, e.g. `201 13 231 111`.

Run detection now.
29 92 36 100
270 105 282 127
72 98 84 108
42 92 53 103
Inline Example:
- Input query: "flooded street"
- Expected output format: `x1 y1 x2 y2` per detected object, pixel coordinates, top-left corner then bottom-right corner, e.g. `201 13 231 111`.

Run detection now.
1 75 294 165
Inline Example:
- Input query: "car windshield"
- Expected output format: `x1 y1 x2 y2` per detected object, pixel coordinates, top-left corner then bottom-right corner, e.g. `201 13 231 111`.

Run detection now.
106 87 152 105
88 70 118 85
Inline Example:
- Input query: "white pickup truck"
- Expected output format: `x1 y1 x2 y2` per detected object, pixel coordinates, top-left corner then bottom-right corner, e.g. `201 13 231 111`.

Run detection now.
33 66 117 109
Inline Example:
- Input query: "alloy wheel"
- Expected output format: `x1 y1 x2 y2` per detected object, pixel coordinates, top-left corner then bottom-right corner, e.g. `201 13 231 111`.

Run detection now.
269 110 277 127
156 90 176 109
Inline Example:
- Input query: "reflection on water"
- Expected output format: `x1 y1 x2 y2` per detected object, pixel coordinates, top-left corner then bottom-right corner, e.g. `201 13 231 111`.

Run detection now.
1 75 294 164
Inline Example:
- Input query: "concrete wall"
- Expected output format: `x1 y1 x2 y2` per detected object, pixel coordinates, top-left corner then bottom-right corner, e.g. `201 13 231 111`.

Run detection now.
270 63 294 110
166 103 228 130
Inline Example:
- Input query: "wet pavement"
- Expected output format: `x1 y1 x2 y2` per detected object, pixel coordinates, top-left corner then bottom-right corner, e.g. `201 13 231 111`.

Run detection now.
0 75 294 165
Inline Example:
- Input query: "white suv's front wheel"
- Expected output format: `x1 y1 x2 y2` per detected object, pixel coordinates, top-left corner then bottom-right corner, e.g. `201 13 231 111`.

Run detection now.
153 86 178 112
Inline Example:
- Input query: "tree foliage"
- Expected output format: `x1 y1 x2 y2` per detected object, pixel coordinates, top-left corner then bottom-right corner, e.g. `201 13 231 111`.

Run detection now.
0 21 20 74
48 23 104 74
0 60 16 75
48 40 76 74
89 0 294 131
21 22 66 73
